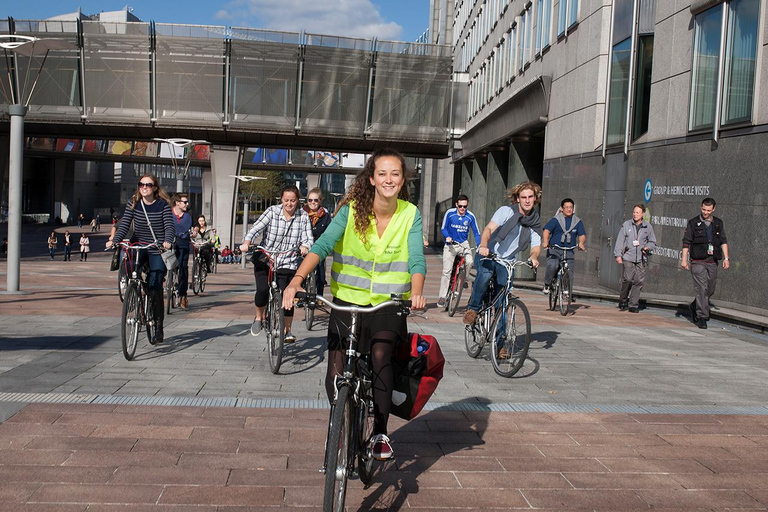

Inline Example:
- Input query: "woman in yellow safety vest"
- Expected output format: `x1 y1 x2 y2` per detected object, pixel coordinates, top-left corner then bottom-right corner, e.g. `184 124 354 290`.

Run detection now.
283 148 426 461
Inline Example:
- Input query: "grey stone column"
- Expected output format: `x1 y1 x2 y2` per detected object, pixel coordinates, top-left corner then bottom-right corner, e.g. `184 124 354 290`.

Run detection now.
210 146 244 249
201 169 213 221
470 156 488 228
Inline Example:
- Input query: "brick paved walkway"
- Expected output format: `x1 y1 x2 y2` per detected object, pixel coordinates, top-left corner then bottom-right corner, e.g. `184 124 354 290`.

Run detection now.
1 403 768 510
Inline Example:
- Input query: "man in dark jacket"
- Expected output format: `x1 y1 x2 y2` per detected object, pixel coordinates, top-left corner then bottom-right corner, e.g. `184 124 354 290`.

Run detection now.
681 198 730 329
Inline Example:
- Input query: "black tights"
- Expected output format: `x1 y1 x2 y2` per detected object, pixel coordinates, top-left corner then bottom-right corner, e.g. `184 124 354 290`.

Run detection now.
326 331 397 436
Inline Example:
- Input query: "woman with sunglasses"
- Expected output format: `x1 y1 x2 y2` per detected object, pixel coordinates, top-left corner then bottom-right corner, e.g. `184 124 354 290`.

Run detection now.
107 174 175 343
302 188 332 296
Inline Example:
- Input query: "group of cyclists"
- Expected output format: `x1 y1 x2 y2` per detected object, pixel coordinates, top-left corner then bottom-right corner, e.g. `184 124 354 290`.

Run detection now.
102 148 592 463
105 176 219 342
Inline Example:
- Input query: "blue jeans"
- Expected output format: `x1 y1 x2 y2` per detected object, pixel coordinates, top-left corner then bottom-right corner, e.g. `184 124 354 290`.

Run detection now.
63 246 71 260
467 258 512 312
175 244 190 297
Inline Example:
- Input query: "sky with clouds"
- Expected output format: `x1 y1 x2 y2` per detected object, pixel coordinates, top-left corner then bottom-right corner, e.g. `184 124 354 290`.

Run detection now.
4 0 430 42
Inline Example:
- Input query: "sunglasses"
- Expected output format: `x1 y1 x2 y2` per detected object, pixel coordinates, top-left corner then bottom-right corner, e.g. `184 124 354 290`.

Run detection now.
307 199 320 203
138 182 155 188
457 204 468 209
179 200 189 204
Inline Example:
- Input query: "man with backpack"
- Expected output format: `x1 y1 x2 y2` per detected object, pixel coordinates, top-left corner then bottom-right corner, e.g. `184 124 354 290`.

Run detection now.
541 198 586 295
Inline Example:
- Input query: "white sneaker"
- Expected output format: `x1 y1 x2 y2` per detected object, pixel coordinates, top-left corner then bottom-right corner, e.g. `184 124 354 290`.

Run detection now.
284 331 297 343
542 286 550 294
250 319 262 336
437 298 446 307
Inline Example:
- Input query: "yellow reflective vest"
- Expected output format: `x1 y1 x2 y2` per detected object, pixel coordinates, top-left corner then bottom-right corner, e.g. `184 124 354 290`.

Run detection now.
331 200 417 305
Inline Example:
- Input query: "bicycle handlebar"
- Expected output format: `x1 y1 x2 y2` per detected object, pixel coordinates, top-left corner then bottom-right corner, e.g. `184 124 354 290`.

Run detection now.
482 253 534 269
549 244 584 251
295 292 412 314
112 241 160 251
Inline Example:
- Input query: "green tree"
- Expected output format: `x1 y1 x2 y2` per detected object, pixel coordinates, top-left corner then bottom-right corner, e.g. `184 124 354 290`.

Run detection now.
238 171 285 210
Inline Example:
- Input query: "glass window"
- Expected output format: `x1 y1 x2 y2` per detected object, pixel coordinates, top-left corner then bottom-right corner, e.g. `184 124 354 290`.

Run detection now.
557 0 567 36
722 0 759 125
518 15 526 70
523 9 532 64
541 0 552 48
633 35 653 139
568 0 579 27
690 7 723 131
535 0 544 54
606 38 631 146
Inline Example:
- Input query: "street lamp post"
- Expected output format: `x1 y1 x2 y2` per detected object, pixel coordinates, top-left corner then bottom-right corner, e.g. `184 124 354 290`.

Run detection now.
153 138 208 194
1 35 75 294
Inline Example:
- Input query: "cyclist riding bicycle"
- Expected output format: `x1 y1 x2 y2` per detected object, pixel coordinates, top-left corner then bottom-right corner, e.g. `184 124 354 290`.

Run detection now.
463 182 542 329
192 215 215 274
541 198 586 295
438 194 480 308
284 149 427 461
107 173 175 343
172 193 194 309
240 185 313 343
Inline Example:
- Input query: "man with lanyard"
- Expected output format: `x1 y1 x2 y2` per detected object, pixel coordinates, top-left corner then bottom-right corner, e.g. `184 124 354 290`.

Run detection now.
681 197 729 329
172 193 193 309
614 204 657 313
438 194 481 307
541 198 586 295
463 182 542 330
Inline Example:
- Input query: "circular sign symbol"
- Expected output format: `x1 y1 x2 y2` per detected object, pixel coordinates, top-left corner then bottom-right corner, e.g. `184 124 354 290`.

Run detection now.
644 179 653 203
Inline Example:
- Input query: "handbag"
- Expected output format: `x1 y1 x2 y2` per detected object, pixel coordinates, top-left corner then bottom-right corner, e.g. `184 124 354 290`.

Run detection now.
390 333 445 420
109 247 121 271
140 200 177 271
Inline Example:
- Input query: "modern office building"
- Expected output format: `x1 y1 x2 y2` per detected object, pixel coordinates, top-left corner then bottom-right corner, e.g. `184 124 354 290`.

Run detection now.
429 0 765 315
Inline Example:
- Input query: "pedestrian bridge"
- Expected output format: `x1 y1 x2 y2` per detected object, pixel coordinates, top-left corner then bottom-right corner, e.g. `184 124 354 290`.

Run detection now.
1 19 458 158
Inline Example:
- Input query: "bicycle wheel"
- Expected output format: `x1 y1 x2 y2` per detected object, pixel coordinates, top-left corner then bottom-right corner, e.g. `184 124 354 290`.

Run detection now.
464 315 486 358
266 289 285 374
199 264 207 294
165 269 175 315
559 272 571 316
548 278 558 311
121 284 141 361
324 385 352 512
491 297 532 377
304 272 316 331
146 289 159 345
117 263 127 303
447 266 465 317
191 259 200 295
356 386 375 485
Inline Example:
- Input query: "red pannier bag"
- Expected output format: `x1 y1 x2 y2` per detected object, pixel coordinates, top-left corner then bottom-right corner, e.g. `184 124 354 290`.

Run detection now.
390 333 445 420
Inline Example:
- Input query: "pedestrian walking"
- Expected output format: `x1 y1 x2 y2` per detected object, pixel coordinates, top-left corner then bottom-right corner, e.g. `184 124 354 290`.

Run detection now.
90 218 97 232
79 233 90 261
614 204 656 313
63 230 72 261
95 216 101 231
47 231 57 260
681 198 730 329
77 213 84 229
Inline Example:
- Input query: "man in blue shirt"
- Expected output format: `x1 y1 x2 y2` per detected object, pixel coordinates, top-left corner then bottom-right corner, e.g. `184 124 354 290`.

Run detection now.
541 198 586 294
438 194 481 307
172 193 194 309
463 182 542 326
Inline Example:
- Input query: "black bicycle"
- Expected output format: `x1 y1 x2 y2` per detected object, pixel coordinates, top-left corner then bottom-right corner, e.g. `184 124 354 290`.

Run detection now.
464 255 533 377
165 263 179 315
115 242 162 360
190 240 209 295
547 244 578 316
304 268 318 330
296 292 411 512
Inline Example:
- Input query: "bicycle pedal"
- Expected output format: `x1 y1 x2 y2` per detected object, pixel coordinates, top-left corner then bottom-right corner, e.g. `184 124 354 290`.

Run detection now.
318 466 327 474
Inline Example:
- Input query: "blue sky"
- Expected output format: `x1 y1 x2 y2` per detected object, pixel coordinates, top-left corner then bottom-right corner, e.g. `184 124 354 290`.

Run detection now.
3 0 430 42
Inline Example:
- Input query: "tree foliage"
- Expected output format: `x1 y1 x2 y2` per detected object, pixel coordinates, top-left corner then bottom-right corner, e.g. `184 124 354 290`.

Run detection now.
238 171 285 205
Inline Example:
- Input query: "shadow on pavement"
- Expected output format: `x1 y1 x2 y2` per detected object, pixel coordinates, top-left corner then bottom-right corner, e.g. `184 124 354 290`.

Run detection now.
358 397 491 511
0 335 115 351
530 330 560 350
279 334 326 375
